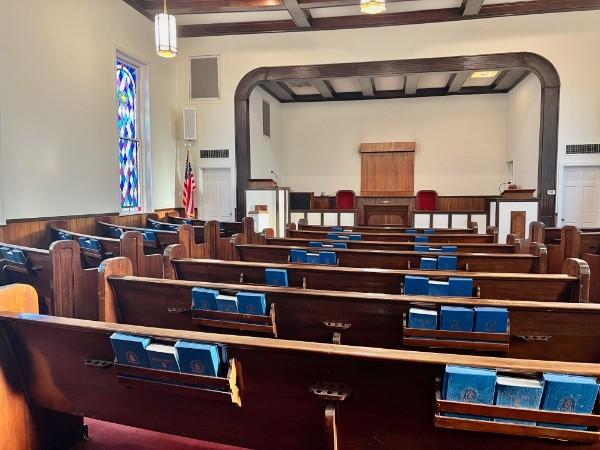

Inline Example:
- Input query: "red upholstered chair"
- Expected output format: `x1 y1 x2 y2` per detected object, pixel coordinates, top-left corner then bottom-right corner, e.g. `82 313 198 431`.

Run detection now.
416 190 438 211
336 190 356 209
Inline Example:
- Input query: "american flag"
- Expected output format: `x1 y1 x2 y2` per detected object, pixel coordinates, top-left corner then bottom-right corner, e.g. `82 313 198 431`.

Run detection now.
182 150 196 218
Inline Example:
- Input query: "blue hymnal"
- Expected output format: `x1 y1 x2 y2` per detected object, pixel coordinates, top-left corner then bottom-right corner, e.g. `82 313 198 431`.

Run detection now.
332 242 347 249
415 235 429 243
308 241 323 248
327 233 339 240
474 307 508 333
143 231 157 243
7 249 26 264
442 246 458 253
0 247 11 260
331 227 343 232
438 256 458 271
146 343 180 372
337 235 350 240
175 341 222 377
406 229 417 234
414 245 430 252
58 231 72 241
78 237 90 249
306 253 320 264
348 234 362 241
319 251 337 265
110 332 151 367
408 308 437 330
192 288 219 310
405 275 429 295
216 295 238 313
429 281 450 297
440 306 473 331
541 373 600 429
495 376 543 425
444 365 497 419
265 268 288 287
424 229 436 234
111 227 124 238
237 292 267 315
420 257 437 270
290 249 308 263
448 278 473 297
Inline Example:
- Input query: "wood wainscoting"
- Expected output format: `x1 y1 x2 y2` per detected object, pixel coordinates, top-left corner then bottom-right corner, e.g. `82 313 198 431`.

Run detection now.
359 142 415 197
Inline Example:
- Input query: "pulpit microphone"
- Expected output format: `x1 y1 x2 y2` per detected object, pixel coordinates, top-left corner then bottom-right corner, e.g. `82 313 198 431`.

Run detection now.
270 170 279 183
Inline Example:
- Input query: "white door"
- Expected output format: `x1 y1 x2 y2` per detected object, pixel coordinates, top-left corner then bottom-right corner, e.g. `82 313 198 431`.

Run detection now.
200 168 233 221
561 166 600 227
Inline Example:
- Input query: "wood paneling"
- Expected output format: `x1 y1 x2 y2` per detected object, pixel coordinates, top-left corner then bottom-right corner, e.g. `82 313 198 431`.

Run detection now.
511 211 527 238
360 143 415 197
359 142 416 153
437 196 487 211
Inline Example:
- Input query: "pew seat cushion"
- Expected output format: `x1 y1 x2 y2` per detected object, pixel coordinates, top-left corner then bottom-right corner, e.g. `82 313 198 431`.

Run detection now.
405 275 429 295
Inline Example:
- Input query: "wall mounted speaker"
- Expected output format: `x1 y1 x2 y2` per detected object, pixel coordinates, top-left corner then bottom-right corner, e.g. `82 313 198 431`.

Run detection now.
183 108 197 141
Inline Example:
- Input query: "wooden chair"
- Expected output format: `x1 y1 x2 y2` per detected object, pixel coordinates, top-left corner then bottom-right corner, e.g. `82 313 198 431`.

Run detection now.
416 190 438 210
335 190 356 209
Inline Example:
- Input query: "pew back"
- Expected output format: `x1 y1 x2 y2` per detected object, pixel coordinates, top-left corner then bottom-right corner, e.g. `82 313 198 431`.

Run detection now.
289 229 496 243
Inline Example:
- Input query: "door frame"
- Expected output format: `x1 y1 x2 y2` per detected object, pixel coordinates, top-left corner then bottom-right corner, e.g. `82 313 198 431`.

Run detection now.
197 166 235 221
558 162 600 227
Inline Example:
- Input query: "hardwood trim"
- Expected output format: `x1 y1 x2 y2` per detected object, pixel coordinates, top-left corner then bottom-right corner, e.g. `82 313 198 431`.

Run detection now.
404 74 418 95
311 79 334 98
447 71 471 93
358 77 374 97
282 0 312 28
461 0 484 16
359 142 415 153
234 52 560 224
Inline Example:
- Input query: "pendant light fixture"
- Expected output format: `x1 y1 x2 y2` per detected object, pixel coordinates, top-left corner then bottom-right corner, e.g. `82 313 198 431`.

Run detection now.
360 0 386 14
155 0 177 58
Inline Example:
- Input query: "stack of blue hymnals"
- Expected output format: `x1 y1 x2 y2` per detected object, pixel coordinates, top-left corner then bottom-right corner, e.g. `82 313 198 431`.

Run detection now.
110 333 226 378
408 306 509 334
443 365 600 428
404 275 473 297
192 288 267 315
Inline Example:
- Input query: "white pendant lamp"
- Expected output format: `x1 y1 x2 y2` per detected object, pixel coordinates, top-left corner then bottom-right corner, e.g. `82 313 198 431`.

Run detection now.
155 0 177 58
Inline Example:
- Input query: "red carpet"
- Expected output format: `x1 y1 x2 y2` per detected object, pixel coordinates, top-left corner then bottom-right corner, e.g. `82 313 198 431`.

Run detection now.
71 418 248 450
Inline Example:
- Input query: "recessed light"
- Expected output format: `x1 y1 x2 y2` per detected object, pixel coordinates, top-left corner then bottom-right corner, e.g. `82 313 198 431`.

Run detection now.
360 0 386 14
471 71 499 79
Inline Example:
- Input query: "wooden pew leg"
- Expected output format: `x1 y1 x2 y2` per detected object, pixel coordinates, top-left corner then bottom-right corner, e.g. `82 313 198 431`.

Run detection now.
311 382 350 450
325 402 338 450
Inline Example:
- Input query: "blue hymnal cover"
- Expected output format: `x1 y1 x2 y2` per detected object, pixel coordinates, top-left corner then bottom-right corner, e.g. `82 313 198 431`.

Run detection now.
236 292 267 315
428 281 450 297
438 256 458 271
442 246 458 253
474 307 508 333
337 235 350 240
308 241 323 248
327 233 339 240
406 229 418 234
265 268 288 287
333 242 347 249
448 278 473 297
495 376 543 425
414 245 430 252
78 237 90 249
319 251 337 265
440 306 473 331
290 249 308 263
306 252 320 264
541 373 600 429
143 231 157 243
216 295 238 313
110 332 151 367
111 227 124 238
424 229 436 234
444 365 497 403
415 235 429 243
0 247 11 260
192 288 219 310
175 341 221 377
331 227 343 232
408 308 437 329
420 257 437 270
58 231 72 241
405 275 429 295
348 234 362 241
146 343 180 372
6 248 27 264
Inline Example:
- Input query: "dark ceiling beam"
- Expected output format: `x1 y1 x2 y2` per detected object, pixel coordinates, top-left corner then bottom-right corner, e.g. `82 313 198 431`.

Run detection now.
260 81 295 101
404 75 418 95
359 77 375 97
282 0 312 27
142 0 286 15
493 69 530 91
122 0 154 19
179 0 600 37
311 79 335 98
461 0 484 16
447 71 471 93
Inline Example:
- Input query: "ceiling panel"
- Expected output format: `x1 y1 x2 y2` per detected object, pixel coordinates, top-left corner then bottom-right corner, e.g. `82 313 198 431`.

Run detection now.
330 78 362 93
285 81 320 95
374 76 405 92
463 70 502 87
417 72 452 89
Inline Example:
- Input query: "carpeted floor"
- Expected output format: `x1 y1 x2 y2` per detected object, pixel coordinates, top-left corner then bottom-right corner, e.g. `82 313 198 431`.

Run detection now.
70 418 248 450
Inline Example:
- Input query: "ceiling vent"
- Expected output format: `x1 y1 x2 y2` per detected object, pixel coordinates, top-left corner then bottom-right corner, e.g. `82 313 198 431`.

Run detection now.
199 149 229 159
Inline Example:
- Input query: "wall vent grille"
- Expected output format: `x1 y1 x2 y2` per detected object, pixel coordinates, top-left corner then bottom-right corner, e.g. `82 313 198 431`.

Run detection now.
566 144 600 155
199 149 229 159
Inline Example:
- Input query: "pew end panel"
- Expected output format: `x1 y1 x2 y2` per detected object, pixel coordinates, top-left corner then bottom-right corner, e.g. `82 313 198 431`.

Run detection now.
468 221 479 234
486 226 499 243
583 253 600 302
163 244 188 279
120 231 162 278
528 242 548 273
0 284 39 314
529 221 545 244
505 234 522 254
98 257 134 322
564 258 591 303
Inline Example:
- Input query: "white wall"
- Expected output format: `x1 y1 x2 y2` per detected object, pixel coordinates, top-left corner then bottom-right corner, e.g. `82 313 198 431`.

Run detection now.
250 88 283 181
0 0 178 220
278 94 508 195
177 10 600 217
506 73 541 192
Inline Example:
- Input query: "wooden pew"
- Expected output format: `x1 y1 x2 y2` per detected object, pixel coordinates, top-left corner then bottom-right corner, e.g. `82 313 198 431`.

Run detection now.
266 236 521 254
101 260 596 358
235 243 549 273
166 212 245 237
297 223 478 234
3 308 600 450
164 257 588 302
288 228 498 243
49 221 162 277
0 240 98 319
147 216 206 244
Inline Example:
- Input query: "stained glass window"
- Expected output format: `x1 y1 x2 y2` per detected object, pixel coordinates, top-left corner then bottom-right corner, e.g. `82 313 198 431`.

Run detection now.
116 60 140 210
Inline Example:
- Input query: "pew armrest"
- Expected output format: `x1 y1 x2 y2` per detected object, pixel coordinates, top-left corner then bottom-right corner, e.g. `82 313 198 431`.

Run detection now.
0 284 39 314
564 258 591 303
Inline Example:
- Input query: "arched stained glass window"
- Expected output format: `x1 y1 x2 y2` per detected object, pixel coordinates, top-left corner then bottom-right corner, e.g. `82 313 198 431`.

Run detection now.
116 60 140 210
